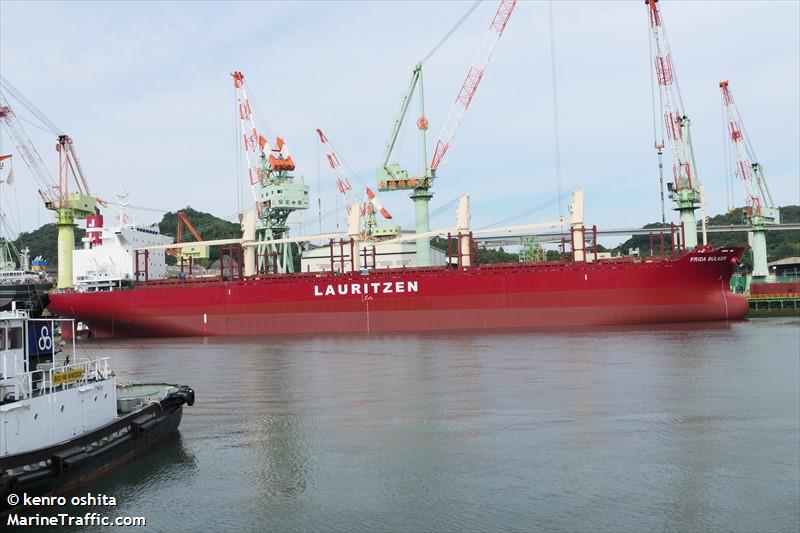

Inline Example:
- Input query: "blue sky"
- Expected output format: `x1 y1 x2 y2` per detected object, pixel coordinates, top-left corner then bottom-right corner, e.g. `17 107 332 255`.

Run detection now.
1 0 798 246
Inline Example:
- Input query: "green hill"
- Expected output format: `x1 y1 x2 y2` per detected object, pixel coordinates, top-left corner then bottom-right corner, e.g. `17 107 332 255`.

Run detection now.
13 223 86 267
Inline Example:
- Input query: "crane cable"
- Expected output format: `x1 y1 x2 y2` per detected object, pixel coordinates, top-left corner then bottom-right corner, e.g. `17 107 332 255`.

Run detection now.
647 7 667 226
421 1 482 65
548 1 564 225
0 76 63 135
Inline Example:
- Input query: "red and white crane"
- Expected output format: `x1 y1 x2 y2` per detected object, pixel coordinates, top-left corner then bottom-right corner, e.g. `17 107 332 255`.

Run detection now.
377 0 516 266
646 0 702 247
430 0 516 170
0 83 99 289
719 79 779 277
317 128 395 239
231 71 308 274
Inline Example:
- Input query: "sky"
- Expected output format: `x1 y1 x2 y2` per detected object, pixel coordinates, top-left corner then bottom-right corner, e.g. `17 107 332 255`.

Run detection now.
0 0 798 247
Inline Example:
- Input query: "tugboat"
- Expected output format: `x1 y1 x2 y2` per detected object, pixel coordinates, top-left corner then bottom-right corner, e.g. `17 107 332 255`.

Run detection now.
0 306 194 515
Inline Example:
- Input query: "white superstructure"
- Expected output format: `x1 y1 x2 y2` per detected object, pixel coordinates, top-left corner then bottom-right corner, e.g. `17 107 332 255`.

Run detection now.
72 213 172 291
0 309 116 456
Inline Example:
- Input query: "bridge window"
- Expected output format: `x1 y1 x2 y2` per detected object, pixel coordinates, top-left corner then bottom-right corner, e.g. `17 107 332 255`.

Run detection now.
7 327 22 349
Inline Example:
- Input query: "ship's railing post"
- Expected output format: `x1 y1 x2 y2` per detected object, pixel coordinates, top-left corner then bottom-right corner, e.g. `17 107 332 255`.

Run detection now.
371 246 376 269
329 239 334 274
271 252 278 275
669 223 676 254
659 229 665 257
349 238 355 272
470 232 475 266
144 250 149 282
593 225 598 262
446 232 453 266
238 244 243 279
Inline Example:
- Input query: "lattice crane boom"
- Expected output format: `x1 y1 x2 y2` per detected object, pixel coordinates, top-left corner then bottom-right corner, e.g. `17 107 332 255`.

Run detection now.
0 94 58 205
647 0 697 193
646 0 701 247
719 80 779 224
430 0 516 170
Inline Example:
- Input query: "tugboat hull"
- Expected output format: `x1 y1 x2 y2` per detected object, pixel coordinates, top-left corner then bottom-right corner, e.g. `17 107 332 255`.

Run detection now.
0 385 194 516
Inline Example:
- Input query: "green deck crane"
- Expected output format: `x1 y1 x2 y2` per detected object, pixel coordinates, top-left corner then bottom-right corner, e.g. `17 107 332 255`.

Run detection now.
377 0 517 266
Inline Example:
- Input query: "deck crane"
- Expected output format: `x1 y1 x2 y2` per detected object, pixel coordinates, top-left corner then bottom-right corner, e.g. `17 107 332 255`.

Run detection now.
232 71 309 274
0 91 97 289
719 80 780 278
378 0 517 266
646 0 702 248
316 128 397 240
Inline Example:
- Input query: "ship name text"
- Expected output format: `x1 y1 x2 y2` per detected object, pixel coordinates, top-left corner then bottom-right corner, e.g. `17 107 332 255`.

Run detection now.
314 281 419 297
689 256 728 263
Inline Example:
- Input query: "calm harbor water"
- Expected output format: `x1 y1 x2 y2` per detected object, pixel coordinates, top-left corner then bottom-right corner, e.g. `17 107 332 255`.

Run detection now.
31 318 800 532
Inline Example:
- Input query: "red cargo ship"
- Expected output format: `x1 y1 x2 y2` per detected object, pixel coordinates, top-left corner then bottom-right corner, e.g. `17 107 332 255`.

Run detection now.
47 244 748 339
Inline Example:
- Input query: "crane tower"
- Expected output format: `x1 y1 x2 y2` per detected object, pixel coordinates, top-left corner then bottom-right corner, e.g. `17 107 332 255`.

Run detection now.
719 80 780 278
0 93 96 289
232 71 309 273
646 0 702 248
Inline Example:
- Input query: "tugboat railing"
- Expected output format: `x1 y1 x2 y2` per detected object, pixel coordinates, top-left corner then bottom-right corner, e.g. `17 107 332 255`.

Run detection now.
11 357 112 400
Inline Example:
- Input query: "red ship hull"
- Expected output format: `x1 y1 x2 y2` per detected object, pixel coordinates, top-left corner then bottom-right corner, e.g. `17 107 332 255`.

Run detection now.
47 247 749 339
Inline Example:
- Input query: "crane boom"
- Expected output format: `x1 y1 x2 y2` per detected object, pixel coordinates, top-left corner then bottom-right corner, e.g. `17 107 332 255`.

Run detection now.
719 80 778 221
430 0 516 170
646 0 701 247
0 95 58 204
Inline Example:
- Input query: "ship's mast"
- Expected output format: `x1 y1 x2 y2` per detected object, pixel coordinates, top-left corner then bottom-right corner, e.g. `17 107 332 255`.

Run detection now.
646 0 701 248
231 71 309 273
719 80 780 278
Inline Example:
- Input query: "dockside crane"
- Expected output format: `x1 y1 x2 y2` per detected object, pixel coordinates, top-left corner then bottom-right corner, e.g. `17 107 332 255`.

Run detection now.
166 211 210 266
232 71 309 273
645 0 702 248
317 128 397 241
0 88 97 289
377 0 517 266
719 80 780 278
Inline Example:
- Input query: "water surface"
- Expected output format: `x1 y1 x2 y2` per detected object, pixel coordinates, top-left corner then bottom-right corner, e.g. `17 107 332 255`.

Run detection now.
29 318 800 532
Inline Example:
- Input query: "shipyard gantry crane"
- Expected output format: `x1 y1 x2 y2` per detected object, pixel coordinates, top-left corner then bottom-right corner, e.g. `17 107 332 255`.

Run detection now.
646 0 702 248
377 0 517 266
232 71 309 274
317 128 397 241
719 80 780 278
0 84 97 289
